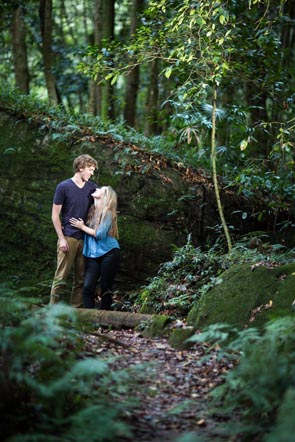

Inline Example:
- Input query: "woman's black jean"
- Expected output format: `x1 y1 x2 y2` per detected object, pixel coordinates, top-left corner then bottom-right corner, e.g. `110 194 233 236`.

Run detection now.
83 248 120 310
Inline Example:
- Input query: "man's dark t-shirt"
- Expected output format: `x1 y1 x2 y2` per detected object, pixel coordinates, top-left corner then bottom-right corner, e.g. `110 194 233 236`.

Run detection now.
53 178 97 239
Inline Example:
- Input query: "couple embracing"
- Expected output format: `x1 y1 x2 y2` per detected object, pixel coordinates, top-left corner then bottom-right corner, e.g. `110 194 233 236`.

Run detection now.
50 154 120 310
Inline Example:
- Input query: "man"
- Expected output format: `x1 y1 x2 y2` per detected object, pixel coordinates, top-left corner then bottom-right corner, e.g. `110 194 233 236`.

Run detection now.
50 154 98 307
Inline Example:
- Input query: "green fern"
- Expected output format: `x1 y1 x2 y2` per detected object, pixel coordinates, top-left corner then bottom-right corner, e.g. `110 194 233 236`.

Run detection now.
190 316 295 441
0 298 142 441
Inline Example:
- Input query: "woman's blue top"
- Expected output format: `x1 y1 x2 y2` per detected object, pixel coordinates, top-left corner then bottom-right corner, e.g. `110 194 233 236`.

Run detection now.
83 213 120 258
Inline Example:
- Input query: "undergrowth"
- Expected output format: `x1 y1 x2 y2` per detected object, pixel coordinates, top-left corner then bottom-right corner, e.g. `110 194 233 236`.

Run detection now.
187 316 295 442
0 288 144 442
0 86 184 164
138 234 295 318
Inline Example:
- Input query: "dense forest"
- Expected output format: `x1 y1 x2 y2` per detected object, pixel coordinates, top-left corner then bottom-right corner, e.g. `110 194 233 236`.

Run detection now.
2 0 295 246
1 1 295 442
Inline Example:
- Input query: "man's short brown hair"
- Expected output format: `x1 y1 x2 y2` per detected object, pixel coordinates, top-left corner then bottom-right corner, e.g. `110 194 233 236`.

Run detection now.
73 154 97 172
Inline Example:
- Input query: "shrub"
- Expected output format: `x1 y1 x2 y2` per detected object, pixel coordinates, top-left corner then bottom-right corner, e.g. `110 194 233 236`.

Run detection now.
138 237 223 316
189 316 295 441
0 298 142 441
138 235 294 318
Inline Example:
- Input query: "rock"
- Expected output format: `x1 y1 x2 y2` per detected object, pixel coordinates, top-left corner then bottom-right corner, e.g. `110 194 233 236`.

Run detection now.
187 262 295 329
168 327 195 350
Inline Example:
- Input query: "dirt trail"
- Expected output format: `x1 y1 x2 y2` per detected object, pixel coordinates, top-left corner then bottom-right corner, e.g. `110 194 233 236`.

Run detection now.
84 328 232 442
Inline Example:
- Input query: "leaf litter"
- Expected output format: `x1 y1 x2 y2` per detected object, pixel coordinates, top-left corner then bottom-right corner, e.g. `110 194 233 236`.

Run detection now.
83 327 234 442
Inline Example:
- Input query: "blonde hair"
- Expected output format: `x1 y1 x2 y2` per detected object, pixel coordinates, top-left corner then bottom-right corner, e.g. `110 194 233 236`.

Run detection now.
87 186 119 238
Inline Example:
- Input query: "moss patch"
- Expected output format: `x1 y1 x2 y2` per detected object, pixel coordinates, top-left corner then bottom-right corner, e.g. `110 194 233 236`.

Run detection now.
138 292 155 314
168 327 195 350
119 215 160 246
188 262 295 329
142 315 171 338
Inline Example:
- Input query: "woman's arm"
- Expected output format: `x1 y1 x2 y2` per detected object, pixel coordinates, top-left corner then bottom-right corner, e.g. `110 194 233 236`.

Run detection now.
70 213 112 239
69 218 96 237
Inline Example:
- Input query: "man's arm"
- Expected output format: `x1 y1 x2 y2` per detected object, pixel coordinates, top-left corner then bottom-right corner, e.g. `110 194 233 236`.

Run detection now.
52 203 69 252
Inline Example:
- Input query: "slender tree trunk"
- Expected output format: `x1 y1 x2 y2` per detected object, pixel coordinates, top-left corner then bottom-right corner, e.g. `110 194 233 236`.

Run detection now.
101 0 115 120
88 81 100 115
144 58 160 135
11 6 30 94
246 83 270 156
281 0 295 60
123 0 144 127
39 0 60 104
275 0 295 122
88 0 115 118
60 0 76 45
88 0 102 115
211 87 232 252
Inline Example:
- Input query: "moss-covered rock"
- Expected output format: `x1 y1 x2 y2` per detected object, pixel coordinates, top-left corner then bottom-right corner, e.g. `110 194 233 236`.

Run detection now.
187 262 295 329
168 327 195 350
141 315 171 338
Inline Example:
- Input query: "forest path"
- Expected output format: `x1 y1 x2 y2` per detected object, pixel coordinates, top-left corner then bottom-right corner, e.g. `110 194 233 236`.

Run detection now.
84 328 233 442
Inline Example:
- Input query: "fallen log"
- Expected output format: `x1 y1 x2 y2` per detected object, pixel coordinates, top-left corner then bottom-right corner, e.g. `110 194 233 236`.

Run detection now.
77 308 171 335
86 331 132 348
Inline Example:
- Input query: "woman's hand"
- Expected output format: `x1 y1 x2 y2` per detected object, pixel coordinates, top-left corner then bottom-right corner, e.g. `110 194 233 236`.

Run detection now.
70 217 84 230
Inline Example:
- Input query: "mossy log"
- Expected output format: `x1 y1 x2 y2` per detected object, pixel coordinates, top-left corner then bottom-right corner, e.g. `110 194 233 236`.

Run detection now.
77 308 170 332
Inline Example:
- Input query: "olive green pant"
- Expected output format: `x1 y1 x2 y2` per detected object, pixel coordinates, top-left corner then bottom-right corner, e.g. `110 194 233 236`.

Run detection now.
50 236 85 307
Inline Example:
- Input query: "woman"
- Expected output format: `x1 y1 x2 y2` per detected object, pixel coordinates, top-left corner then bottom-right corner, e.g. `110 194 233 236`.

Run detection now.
70 186 120 310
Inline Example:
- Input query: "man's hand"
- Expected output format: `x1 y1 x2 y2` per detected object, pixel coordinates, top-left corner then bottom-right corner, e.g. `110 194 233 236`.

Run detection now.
59 237 69 253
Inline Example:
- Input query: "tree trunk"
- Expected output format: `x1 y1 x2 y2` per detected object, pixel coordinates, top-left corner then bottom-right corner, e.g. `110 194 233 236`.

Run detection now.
39 0 60 104
88 0 115 119
11 6 30 94
246 83 270 156
281 0 295 60
211 87 232 252
144 58 160 135
101 0 115 120
88 0 103 115
123 0 144 127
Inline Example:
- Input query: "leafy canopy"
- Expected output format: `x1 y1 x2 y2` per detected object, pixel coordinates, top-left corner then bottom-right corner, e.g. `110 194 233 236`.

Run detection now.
79 0 287 99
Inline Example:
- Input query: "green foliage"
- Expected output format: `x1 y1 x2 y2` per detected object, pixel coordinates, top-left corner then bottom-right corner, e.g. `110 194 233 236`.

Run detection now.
80 0 236 88
165 97 251 172
0 283 40 326
1 87 295 228
228 163 295 225
79 0 294 148
265 387 295 442
189 316 295 441
1 0 295 165
138 236 223 316
0 86 183 162
0 294 142 441
138 234 295 317
79 0 295 251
